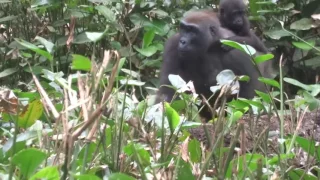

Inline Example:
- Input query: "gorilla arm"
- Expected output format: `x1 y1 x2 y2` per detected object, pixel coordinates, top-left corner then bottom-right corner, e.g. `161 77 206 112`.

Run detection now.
156 34 181 103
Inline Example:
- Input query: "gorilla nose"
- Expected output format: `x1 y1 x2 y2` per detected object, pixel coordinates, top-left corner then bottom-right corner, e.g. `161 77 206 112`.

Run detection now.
235 19 243 25
179 39 186 45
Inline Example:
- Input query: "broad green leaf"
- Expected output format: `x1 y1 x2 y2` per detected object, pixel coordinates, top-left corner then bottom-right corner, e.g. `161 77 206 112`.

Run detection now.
0 15 17 23
280 3 295 10
258 77 280 89
264 29 291 40
226 154 264 179
95 6 116 22
72 54 92 71
18 99 44 128
267 153 295 165
30 166 60 180
165 102 180 134
35 36 54 53
296 136 320 161
292 41 315 50
254 53 274 64
255 90 271 103
143 29 155 48
176 157 194 180
15 38 53 61
12 148 47 178
75 175 101 180
121 69 140 78
284 77 311 90
288 168 317 180
119 79 145 86
168 74 186 89
170 100 187 112
303 91 320 111
108 173 135 180
24 66 47 75
73 32 105 44
188 139 201 163
238 98 265 110
181 121 202 129
290 18 313 30
230 110 244 124
133 45 158 57
123 143 151 167
0 68 18 78
221 40 256 55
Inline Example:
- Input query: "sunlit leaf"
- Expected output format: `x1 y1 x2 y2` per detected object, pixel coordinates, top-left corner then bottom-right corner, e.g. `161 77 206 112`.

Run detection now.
221 40 256 55
18 99 44 128
35 36 54 53
72 54 91 71
12 148 47 178
143 29 155 48
30 166 60 180
258 77 280 89
15 38 53 61
165 102 180 134
254 53 274 64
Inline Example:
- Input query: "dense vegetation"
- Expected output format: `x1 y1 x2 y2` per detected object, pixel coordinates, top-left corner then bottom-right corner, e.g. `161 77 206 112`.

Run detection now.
0 0 320 179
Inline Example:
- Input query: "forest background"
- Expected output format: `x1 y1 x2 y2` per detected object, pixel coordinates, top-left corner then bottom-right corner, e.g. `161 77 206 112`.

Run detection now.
0 0 320 179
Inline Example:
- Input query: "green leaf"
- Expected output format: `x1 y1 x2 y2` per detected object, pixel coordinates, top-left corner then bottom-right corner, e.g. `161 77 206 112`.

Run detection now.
0 15 17 23
15 38 53 61
75 174 102 180
303 91 320 111
188 139 201 163
165 102 180 134
288 168 317 180
119 79 146 86
221 40 256 55
238 98 265 110
133 45 158 57
292 41 316 50
255 90 271 103
12 148 47 178
18 99 44 128
258 77 280 89
264 29 291 40
226 154 264 179
34 36 54 53
73 32 105 44
168 74 186 89
254 53 274 64
296 136 320 162
170 100 187 112
95 5 116 22
290 18 313 30
283 78 320 96
267 153 295 166
230 110 244 124
176 158 194 180
143 29 155 48
72 54 92 71
0 68 18 78
108 173 135 180
30 166 60 180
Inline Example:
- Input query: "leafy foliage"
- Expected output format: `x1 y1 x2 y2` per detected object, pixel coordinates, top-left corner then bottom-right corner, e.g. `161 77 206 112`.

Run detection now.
0 0 319 179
